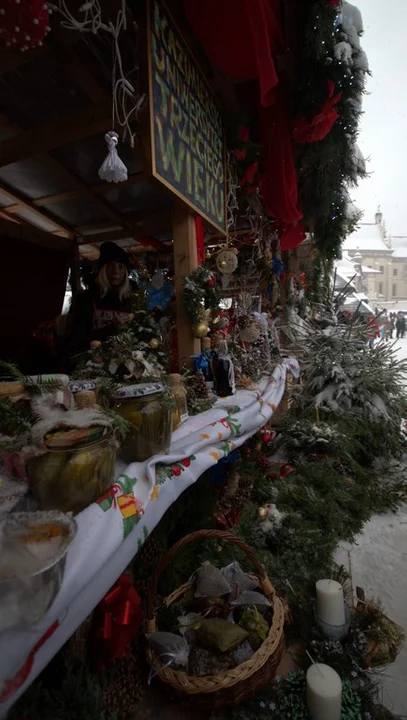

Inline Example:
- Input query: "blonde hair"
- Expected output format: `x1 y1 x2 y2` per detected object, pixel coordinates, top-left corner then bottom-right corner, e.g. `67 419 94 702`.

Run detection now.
98 265 131 301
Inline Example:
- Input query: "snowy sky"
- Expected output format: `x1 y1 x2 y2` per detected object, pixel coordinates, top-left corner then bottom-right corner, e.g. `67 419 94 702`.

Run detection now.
353 0 407 236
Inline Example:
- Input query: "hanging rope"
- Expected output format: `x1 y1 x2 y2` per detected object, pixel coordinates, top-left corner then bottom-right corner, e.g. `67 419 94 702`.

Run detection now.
49 0 145 146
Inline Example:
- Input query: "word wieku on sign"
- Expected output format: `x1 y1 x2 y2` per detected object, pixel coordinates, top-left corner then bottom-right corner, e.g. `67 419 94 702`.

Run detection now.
149 0 226 232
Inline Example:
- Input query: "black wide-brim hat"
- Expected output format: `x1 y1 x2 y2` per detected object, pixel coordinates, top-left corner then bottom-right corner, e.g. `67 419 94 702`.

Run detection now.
98 241 130 272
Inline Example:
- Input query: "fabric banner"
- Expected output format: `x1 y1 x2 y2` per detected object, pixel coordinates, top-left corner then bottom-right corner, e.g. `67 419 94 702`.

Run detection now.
0 357 299 716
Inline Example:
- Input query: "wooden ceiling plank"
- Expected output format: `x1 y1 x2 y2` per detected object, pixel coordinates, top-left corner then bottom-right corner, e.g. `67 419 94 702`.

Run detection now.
75 221 121 234
77 228 133 244
33 190 81 207
38 154 134 228
0 100 113 168
93 171 150 191
0 218 72 253
65 52 110 104
0 44 47 76
0 210 18 223
0 183 72 237
32 172 150 207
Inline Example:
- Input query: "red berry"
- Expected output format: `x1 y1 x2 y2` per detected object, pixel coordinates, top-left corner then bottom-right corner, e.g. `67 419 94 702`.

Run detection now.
181 457 191 468
171 465 181 476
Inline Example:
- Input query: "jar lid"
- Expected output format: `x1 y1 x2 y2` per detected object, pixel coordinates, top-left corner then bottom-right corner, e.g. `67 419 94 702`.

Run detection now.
69 379 98 393
115 382 165 399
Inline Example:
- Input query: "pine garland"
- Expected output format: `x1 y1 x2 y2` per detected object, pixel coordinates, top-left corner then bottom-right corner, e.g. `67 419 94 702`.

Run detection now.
183 265 219 326
294 0 369 260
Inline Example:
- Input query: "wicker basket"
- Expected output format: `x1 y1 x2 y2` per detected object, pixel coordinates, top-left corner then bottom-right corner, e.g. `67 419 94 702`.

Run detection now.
146 529 285 710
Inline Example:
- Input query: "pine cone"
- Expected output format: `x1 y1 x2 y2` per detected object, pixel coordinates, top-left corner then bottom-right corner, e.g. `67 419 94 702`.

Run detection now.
101 654 145 717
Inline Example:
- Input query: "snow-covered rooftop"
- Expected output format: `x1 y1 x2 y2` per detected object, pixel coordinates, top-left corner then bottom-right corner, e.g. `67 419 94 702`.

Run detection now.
342 296 374 315
343 223 391 253
390 236 407 259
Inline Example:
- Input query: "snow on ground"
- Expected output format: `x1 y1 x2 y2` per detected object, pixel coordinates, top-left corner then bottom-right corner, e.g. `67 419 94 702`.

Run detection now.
335 337 407 717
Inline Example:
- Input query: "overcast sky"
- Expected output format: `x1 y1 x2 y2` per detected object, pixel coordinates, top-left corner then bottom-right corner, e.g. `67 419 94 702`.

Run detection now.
353 0 407 235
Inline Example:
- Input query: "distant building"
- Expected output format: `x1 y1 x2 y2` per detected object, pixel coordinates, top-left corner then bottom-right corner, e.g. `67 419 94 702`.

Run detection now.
343 210 407 302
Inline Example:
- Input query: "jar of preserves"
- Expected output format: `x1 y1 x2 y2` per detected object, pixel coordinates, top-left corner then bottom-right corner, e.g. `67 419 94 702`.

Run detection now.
27 434 116 514
114 382 172 463
169 374 188 428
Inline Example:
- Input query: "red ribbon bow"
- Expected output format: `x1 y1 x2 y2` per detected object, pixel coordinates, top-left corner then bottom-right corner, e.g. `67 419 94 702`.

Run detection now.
292 81 342 144
94 574 142 666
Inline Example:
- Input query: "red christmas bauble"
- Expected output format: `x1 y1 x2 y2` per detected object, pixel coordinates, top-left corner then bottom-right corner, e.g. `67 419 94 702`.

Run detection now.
0 0 50 51
181 457 191 468
262 432 271 443
171 465 181 476
207 275 216 288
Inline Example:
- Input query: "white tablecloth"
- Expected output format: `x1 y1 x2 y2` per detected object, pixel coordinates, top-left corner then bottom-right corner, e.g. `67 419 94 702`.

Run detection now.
0 357 298 716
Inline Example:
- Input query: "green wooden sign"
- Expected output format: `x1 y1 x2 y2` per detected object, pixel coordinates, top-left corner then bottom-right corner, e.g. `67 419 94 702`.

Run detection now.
148 0 226 233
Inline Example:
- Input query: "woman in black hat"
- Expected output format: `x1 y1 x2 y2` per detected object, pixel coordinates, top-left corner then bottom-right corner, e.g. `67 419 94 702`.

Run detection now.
64 242 134 357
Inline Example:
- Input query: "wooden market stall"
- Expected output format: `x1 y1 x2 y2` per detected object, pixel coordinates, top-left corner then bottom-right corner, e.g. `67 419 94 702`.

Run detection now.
0 2 304 714
0 0 238 368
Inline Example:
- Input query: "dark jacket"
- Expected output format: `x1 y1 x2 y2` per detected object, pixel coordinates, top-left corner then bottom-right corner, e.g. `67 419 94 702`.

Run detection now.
64 281 135 357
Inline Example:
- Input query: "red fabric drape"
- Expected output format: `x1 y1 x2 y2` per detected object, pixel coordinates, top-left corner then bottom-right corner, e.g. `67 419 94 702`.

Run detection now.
259 83 303 225
184 0 284 107
194 215 205 266
184 0 305 250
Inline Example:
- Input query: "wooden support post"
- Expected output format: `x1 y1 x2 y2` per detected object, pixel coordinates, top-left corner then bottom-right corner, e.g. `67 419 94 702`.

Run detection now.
172 205 200 365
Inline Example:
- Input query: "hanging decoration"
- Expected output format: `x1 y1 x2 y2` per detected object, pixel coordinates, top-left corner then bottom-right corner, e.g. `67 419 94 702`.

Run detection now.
183 266 219 337
49 0 145 147
98 131 128 184
0 0 50 50
147 273 174 311
271 256 284 280
216 246 238 275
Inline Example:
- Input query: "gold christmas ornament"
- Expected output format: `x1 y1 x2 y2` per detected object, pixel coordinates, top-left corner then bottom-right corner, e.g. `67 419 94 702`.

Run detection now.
257 506 267 520
149 338 160 349
192 322 209 338
205 249 212 260
216 247 238 274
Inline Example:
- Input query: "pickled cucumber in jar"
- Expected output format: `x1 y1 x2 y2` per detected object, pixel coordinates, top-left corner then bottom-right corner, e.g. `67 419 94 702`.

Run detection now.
27 437 116 514
27 451 68 503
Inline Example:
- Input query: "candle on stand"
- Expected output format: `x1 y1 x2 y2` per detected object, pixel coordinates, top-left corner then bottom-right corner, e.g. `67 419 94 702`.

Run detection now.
306 663 342 720
316 579 346 626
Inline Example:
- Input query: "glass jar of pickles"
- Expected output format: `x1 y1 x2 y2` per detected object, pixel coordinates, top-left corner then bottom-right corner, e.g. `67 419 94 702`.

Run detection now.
27 434 116 515
114 382 172 463
169 374 188 427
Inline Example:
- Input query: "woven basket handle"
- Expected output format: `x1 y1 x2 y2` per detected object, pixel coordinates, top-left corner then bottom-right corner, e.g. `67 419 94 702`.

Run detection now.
146 529 275 629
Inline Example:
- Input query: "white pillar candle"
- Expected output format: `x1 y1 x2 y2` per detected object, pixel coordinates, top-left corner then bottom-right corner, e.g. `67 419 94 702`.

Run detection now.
306 663 342 720
316 579 346 626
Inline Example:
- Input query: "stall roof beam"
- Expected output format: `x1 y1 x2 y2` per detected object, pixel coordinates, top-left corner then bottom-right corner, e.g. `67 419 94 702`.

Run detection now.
32 172 150 208
0 110 135 235
0 217 72 253
0 100 113 169
75 210 172 238
0 44 47 75
38 154 133 229
0 184 72 237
